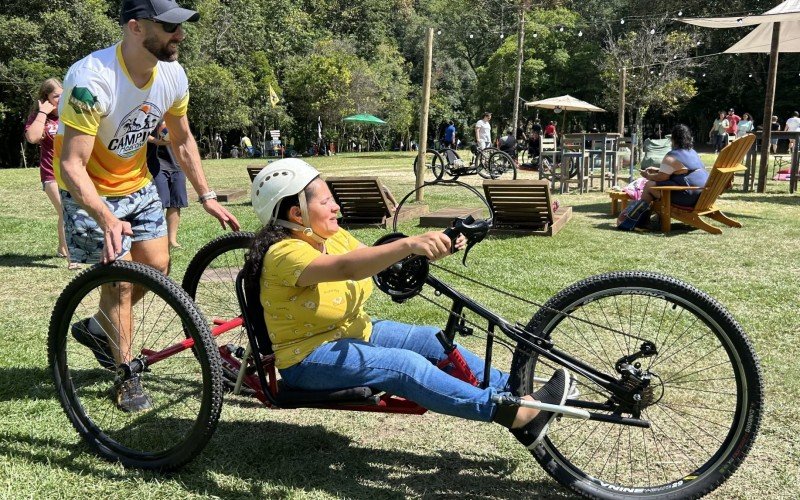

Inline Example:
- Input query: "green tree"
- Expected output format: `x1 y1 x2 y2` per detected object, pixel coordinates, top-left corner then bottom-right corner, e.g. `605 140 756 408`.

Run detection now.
600 22 698 153
186 62 252 151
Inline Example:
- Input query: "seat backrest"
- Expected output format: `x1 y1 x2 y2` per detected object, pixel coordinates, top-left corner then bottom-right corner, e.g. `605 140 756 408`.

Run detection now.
326 176 392 226
247 165 264 182
540 137 557 154
235 269 273 356
561 136 584 152
482 179 553 229
694 134 754 211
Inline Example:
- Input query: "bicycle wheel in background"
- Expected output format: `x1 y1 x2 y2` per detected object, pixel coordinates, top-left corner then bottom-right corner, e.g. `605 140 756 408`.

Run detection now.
49 261 223 471
412 150 445 182
488 151 518 179
182 232 255 390
509 271 763 499
475 148 495 179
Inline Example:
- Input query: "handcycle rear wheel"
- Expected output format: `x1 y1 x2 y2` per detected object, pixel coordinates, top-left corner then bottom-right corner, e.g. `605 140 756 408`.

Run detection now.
487 151 517 179
412 150 445 182
475 148 495 179
182 231 256 390
509 271 762 499
49 261 224 471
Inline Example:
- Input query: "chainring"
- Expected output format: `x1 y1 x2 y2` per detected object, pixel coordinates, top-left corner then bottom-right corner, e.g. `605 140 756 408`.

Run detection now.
372 233 429 303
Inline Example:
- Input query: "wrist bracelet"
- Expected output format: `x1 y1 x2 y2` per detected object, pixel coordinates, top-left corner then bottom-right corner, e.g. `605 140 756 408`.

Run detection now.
38 111 48 116
198 190 217 203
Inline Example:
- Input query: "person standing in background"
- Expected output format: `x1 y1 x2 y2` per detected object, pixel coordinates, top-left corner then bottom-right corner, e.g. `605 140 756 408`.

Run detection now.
736 113 753 138
726 108 740 138
147 121 188 249
24 78 74 268
770 116 781 153
443 120 456 148
475 112 492 149
784 111 800 152
708 111 729 154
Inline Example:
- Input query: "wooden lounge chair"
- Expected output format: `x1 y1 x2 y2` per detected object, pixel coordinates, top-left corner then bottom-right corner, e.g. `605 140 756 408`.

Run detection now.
247 165 265 181
325 176 426 228
482 179 572 236
650 134 754 234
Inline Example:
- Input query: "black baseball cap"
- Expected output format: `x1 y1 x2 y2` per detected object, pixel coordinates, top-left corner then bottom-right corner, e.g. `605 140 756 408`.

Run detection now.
120 0 200 24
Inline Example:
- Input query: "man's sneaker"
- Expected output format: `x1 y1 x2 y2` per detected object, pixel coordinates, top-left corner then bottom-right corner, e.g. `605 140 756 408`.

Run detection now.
511 367 571 449
71 318 115 370
114 375 153 413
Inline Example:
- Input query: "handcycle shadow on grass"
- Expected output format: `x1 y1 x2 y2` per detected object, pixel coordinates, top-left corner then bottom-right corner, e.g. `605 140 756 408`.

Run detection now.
0 366 57 402
0 253 60 269
1 421 576 499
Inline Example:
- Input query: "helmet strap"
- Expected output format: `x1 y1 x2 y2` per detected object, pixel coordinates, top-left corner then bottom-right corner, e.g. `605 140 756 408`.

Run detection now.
274 219 327 250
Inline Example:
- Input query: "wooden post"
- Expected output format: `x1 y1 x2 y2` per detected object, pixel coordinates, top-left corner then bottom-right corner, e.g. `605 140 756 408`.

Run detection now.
618 67 626 135
511 6 525 139
416 27 434 202
757 22 781 193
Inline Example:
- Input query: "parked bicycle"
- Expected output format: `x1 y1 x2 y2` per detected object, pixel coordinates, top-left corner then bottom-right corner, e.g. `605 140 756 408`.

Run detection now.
413 145 516 183
49 210 763 499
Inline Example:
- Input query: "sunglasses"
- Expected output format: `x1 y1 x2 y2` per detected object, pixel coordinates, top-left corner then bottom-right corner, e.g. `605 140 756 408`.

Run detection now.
148 19 181 34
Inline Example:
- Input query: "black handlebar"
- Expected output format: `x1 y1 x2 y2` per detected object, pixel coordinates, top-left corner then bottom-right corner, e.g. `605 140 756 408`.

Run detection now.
442 215 492 266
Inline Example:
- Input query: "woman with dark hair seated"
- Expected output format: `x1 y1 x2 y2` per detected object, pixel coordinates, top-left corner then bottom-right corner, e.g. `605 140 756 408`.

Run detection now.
640 124 708 207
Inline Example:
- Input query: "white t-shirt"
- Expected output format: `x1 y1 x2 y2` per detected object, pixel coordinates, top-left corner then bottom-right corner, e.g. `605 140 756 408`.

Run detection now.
785 116 800 132
475 119 491 145
54 43 190 196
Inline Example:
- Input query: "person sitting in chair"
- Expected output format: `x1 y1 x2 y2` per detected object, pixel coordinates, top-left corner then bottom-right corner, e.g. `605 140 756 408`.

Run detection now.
640 124 708 207
246 158 572 450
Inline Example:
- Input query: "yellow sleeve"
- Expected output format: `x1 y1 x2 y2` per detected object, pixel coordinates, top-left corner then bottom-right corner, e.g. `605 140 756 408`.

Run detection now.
60 75 108 136
339 229 363 251
168 91 189 117
264 240 320 287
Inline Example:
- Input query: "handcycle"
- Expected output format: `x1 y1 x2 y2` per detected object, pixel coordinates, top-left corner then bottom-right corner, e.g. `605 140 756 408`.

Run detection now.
49 208 763 498
413 144 517 183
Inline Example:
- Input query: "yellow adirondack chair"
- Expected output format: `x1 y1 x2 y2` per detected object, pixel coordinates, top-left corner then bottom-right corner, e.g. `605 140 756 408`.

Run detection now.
650 134 754 234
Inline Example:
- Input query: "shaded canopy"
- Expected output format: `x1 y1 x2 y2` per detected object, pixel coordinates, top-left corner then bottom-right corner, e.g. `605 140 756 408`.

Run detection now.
680 0 800 193
524 95 605 112
681 0 800 53
343 113 387 125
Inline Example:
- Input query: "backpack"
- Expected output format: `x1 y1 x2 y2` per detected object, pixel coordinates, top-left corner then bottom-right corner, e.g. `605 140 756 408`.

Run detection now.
616 200 651 231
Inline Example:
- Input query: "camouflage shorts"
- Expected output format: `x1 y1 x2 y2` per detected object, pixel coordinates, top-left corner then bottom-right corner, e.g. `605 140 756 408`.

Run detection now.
61 183 167 264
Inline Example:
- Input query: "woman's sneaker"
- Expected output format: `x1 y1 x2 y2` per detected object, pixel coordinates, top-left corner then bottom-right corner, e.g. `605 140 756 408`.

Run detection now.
71 318 115 370
510 367 571 449
114 375 152 413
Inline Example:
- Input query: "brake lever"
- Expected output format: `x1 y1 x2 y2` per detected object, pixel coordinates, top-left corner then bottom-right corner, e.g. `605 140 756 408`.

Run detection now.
442 215 491 266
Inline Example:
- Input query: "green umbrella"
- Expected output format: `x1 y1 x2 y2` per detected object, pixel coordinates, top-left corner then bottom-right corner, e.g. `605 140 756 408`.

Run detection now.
343 113 387 125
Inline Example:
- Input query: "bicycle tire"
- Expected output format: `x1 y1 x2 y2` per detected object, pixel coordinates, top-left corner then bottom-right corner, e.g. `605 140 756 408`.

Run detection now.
49 260 224 471
412 150 445 182
509 271 762 499
476 148 495 179
488 151 518 179
182 232 256 390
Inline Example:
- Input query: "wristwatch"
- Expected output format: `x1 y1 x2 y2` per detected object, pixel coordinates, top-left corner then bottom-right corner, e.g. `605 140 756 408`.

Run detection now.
198 190 217 203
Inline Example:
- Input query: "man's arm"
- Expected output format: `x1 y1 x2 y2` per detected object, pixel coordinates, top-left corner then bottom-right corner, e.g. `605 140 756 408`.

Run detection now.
162 112 240 231
60 125 133 263
475 123 480 143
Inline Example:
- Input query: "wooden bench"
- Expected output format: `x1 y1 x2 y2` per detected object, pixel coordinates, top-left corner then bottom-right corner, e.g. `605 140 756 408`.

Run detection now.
609 190 630 215
482 179 572 236
326 176 427 228
248 165 266 182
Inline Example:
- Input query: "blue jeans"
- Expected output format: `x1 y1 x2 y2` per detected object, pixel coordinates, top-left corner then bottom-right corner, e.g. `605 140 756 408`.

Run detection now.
279 320 511 422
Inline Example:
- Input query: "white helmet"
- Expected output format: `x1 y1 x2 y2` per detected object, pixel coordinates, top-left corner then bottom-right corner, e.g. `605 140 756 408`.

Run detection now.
251 159 320 225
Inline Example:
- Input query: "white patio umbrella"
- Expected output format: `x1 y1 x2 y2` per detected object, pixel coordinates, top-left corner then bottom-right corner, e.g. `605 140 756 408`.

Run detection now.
524 95 605 135
524 95 606 112
681 0 800 192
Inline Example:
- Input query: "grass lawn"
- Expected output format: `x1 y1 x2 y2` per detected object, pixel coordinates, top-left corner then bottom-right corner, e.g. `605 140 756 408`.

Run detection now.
0 151 798 499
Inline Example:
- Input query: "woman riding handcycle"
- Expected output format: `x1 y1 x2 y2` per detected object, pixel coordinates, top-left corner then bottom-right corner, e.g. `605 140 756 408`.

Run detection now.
49 159 763 499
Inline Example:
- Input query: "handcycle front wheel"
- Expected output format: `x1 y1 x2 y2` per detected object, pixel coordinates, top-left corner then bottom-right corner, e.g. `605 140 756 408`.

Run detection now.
182 231 256 392
49 260 224 471
509 271 763 499
412 150 445 182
